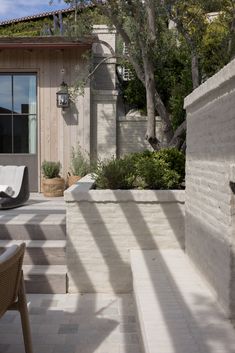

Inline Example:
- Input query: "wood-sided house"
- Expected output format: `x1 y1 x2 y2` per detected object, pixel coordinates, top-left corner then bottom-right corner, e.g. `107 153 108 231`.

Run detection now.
0 7 118 191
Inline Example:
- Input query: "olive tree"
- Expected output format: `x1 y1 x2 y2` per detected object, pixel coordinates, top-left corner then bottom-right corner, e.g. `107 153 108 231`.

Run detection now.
61 0 235 150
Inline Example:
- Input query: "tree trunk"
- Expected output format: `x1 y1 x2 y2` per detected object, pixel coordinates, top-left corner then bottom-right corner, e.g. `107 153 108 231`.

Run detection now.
191 52 200 89
143 57 160 149
145 76 158 147
154 90 174 144
228 3 235 59
169 120 186 148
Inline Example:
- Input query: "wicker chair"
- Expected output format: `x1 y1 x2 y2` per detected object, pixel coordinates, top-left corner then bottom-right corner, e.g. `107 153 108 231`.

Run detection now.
0 243 33 353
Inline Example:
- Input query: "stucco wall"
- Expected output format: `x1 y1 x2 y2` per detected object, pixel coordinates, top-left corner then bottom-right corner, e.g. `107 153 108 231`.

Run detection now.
91 26 118 160
117 110 165 156
184 59 235 317
64 175 185 293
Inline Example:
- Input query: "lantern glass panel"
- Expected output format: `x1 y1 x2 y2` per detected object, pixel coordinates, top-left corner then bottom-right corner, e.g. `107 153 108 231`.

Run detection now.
57 91 69 108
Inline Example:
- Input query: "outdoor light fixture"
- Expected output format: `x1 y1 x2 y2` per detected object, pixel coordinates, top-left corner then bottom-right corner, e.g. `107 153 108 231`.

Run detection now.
56 81 69 109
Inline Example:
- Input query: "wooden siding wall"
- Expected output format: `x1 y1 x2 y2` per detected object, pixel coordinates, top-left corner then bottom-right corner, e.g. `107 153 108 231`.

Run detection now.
0 47 90 190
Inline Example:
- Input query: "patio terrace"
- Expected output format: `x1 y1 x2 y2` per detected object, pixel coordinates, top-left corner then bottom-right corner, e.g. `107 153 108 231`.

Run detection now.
0 293 140 353
0 193 67 293
1 194 235 353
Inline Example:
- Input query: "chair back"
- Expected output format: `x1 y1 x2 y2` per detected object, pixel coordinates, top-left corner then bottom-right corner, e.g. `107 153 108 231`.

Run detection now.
0 244 25 317
0 166 27 198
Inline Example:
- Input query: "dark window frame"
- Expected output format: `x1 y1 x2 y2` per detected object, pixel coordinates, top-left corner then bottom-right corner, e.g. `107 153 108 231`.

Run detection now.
0 72 37 154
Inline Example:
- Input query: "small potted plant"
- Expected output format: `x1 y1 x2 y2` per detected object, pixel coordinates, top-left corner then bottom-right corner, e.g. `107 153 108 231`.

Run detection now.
41 161 65 197
67 144 90 187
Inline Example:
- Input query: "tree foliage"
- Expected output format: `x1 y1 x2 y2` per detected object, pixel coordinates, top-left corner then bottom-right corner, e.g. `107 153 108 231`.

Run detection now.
61 0 235 150
0 18 53 36
122 0 234 131
47 1 235 149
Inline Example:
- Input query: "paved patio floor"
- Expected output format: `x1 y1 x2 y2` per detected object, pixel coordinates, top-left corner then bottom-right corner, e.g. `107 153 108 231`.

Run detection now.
0 293 141 353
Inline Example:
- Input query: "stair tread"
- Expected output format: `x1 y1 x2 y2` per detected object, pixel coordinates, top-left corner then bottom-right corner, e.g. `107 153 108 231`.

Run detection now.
23 265 67 275
0 216 66 225
0 240 66 248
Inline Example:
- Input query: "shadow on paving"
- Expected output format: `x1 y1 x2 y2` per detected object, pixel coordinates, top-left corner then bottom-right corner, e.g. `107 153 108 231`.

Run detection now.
74 189 235 353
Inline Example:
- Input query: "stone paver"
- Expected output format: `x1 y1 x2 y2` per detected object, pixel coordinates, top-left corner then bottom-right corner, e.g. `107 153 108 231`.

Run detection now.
131 249 235 353
0 294 140 353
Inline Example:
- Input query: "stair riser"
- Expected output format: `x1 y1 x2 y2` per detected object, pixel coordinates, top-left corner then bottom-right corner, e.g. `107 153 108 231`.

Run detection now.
0 246 65 265
24 274 67 294
24 248 65 265
0 224 66 240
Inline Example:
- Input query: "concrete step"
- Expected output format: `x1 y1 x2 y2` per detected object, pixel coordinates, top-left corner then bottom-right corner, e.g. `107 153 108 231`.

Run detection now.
0 240 66 265
23 265 67 294
0 195 68 294
0 221 66 240
0 195 66 240
131 249 235 353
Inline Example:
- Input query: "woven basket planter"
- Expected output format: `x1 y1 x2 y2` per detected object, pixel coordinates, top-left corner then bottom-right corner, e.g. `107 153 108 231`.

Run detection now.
67 175 81 188
42 177 65 197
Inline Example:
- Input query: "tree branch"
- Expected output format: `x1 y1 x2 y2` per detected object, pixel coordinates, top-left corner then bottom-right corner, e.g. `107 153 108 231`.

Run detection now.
169 120 186 148
228 0 235 58
164 2 200 89
145 0 157 43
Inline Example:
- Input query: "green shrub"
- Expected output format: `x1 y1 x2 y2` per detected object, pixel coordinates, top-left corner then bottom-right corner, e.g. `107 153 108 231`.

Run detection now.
94 156 136 189
93 148 185 190
154 148 185 182
41 161 61 179
71 144 90 177
136 158 181 189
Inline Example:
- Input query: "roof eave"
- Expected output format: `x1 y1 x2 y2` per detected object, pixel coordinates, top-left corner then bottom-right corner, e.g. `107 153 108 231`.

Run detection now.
0 36 95 49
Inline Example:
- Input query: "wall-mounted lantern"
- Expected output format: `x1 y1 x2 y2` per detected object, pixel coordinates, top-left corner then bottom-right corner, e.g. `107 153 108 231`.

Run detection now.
56 81 69 109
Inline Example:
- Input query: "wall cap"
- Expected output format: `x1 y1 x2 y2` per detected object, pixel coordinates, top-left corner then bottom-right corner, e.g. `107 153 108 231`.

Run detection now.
64 174 185 203
92 89 119 96
93 25 116 34
184 58 235 109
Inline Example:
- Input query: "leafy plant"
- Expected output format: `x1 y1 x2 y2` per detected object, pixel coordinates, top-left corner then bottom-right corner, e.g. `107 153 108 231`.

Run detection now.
93 148 185 190
136 158 181 190
70 144 90 177
41 161 61 179
94 156 136 189
154 148 185 182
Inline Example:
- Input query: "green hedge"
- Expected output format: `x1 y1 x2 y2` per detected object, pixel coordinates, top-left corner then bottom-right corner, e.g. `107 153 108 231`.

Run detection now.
93 148 185 190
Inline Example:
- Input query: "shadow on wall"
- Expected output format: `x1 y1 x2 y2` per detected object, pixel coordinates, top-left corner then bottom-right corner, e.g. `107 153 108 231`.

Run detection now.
91 104 117 161
93 58 115 91
67 188 235 352
62 101 79 127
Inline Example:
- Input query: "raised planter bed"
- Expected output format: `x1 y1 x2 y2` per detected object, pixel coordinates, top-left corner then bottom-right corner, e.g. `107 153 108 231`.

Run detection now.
64 175 185 293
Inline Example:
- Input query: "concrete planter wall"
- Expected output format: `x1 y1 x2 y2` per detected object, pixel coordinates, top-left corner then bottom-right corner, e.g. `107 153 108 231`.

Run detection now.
64 175 185 293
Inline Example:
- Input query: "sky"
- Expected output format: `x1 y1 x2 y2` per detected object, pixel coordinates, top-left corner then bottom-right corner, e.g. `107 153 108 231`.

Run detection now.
0 0 71 22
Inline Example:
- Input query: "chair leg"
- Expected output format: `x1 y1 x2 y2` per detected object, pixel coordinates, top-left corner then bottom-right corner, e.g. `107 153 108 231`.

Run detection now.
18 272 33 353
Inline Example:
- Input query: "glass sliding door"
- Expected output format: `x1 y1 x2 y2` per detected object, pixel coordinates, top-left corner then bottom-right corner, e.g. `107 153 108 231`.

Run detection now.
0 73 38 191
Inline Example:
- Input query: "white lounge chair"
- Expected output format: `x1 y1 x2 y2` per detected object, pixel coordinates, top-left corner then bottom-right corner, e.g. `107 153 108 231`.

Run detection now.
0 166 29 209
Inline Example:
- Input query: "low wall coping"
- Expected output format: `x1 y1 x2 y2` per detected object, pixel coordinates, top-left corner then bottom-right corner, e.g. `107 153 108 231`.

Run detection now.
184 58 235 109
64 174 185 203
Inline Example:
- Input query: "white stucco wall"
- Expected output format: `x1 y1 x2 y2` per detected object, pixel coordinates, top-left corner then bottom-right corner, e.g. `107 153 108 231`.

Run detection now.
184 59 235 317
64 175 185 293
91 26 118 160
117 110 165 156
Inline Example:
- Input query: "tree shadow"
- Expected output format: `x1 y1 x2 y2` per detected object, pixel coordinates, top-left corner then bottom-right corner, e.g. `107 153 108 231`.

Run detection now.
68 186 235 352
118 190 235 352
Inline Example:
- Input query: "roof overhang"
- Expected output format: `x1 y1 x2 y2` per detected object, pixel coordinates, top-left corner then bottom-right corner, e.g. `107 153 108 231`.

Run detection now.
0 36 95 49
